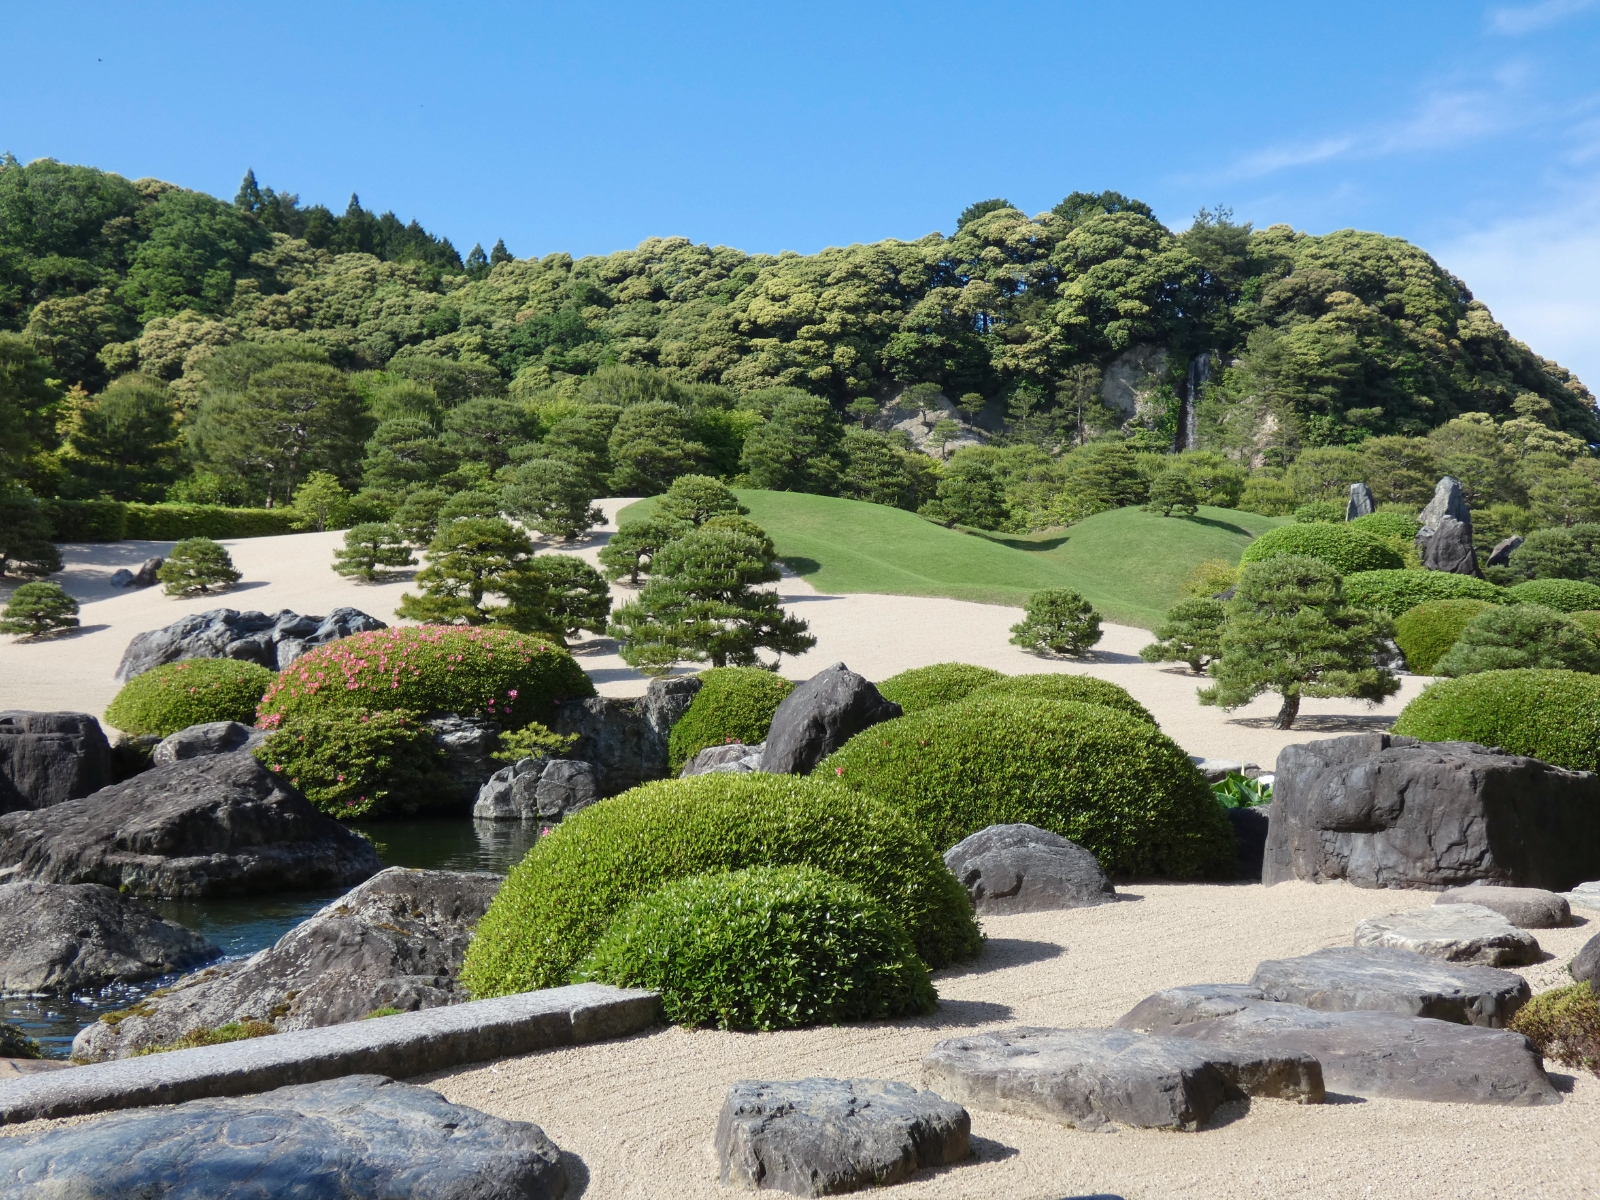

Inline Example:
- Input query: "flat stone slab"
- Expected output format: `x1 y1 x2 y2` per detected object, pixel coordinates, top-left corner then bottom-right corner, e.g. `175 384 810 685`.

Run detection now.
1436 886 1571 929
1355 904 1542 967
1567 881 1600 912
0 1074 567 1199
942 824 1114 915
0 982 660 1123
1250 946 1531 1027
921 1027 1322 1133
716 1078 970 1196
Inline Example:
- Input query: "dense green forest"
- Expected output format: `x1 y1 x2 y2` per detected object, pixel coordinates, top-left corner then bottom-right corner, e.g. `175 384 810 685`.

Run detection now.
0 154 1595 550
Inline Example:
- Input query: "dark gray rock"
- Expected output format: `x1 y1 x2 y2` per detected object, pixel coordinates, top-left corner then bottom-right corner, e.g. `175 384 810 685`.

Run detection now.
1226 806 1270 881
152 720 266 766
1419 514 1480 575
715 1078 970 1196
0 881 217 994
1354 904 1541 967
681 741 767 776
1263 733 1600 891
0 711 113 814
1436 885 1571 929
0 751 382 898
423 714 500 801
473 757 601 822
114 607 386 682
131 556 163 588
1249 946 1531 1027
761 663 901 776
1346 482 1375 520
941 824 1114 915
921 1026 1322 1133
73 867 497 1061
1572 932 1600 988
1486 535 1525 568
107 568 134 587
553 675 703 796
0 1074 569 1200
1418 475 1472 532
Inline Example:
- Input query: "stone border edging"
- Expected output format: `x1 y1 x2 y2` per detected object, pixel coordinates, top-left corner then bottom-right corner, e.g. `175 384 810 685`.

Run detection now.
0 983 661 1124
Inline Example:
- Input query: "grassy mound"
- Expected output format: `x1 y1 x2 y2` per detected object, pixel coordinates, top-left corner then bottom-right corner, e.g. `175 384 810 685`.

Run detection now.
1392 669 1600 772
824 693 1232 878
1506 579 1600 613
461 773 979 998
1394 599 1496 675
1509 983 1599 1075
875 663 1005 715
575 865 937 1031
105 659 276 737
1239 523 1403 575
1341 569 1505 617
970 672 1155 725
667 668 794 772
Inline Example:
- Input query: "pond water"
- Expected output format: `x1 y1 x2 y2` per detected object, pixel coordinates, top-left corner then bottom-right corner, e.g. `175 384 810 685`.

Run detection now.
8 820 542 1058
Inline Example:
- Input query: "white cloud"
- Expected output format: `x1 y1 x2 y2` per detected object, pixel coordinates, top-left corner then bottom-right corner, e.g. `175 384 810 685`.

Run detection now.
1489 0 1596 36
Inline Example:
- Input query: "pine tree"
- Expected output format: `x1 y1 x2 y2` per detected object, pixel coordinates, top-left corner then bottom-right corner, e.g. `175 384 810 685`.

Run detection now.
596 516 690 584
0 581 79 638
653 475 746 527
158 538 242 596
1139 598 1226 673
500 555 612 645
393 488 450 547
0 487 61 579
395 517 533 625
1009 589 1103 657
332 523 416 582
500 458 603 541
1144 469 1199 517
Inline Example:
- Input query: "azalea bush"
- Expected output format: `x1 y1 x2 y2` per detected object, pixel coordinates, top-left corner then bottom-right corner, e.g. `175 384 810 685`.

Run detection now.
253 709 453 819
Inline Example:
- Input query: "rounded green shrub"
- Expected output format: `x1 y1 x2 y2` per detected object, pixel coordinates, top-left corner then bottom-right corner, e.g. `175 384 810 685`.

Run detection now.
1393 599 1496 675
824 694 1232 878
255 625 593 731
1506 578 1600 613
1009 588 1102 656
461 772 979 997
1392 669 1600 772
1239 523 1403 575
667 667 794 771
970 673 1156 725
105 659 276 737
1350 511 1422 542
1569 611 1600 640
1508 983 1599 1075
1433 605 1600 677
575 865 936 1031
1341 569 1504 617
875 663 1005 715
254 709 453 819
1292 500 1344 524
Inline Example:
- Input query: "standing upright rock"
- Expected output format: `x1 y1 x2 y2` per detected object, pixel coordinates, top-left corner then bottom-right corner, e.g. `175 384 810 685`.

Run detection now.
1346 483 1375 521
1416 477 1480 576
761 663 901 775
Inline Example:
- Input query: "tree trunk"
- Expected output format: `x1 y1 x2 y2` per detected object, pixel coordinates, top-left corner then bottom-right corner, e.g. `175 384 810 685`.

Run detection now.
1275 692 1300 730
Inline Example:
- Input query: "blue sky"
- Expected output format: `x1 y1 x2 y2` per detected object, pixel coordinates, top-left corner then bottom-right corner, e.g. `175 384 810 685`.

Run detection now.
4 1 1598 386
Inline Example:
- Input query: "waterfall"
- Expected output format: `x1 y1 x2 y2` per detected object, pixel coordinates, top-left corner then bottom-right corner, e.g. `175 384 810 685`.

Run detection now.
1178 352 1210 451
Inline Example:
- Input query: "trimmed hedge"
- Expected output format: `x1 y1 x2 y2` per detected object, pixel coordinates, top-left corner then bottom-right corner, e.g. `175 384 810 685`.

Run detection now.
1392 669 1600 772
105 659 276 737
667 667 795 772
460 772 980 997
1239 523 1403 575
970 673 1156 725
1393 599 1496 675
1432 604 1600 677
1506 579 1600 613
575 865 937 1030
1350 511 1421 542
41 500 300 543
254 709 454 819
875 663 1005 715
40 499 128 542
256 626 593 731
823 693 1233 878
1341 569 1504 617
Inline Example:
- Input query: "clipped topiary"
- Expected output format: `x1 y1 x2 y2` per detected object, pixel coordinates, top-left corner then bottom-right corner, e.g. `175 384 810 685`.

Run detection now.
1292 501 1344 524
1140 598 1226 674
157 537 241 596
1009 588 1102 657
970 673 1156 725
1341 569 1504 617
254 709 453 819
824 693 1232 879
1393 599 1496 675
1350 511 1421 542
0 581 80 638
461 772 980 997
106 659 276 737
874 663 1005 715
575 865 936 1031
1240 523 1403 575
1392 669 1600 772
1506 578 1600 613
255 625 593 731
1509 983 1600 1075
667 667 794 771
1432 604 1600 677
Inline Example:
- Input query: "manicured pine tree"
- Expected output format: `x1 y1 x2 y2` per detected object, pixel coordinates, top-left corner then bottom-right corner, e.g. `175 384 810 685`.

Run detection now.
1009 588 1103 657
158 538 242 596
396 517 533 625
500 458 603 541
1144 470 1199 517
332 523 416 582
1139 598 1226 673
500 555 612 645
0 581 79 637
652 474 746 527
597 516 691 585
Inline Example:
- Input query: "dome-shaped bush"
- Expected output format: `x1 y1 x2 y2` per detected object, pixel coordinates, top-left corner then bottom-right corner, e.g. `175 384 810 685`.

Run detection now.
1239 524 1403 575
461 772 979 998
875 663 1005 715
1394 599 1496 675
1341 569 1504 617
823 694 1232 878
105 659 276 737
970 673 1156 725
1569 611 1600 640
1506 579 1600 613
1432 605 1600 677
255 626 592 731
575 865 936 1031
667 667 794 771
254 709 453 819
1392 669 1600 772
1350 511 1422 542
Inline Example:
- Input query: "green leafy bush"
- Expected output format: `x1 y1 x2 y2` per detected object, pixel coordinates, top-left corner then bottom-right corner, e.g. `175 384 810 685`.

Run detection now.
1506 579 1600 613
970 673 1156 725
1393 599 1496 675
575 865 936 1030
0 581 80 638
667 667 794 771
1392 669 1600 772
1239 523 1403 575
255 626 593 731
254 709 453 819
1433 605 1600 677
1341 569 1504 617
124 504 298 540
158 538 241 595
1009 588 1102 656
1213 773 1272 808
874 663 1004 715
824 693 1232 878
461 772 979 997
1292 501 1344 524
1509 983 1600 1075
1569 611 1600 641
106 659 276 736
1350 511 1421 542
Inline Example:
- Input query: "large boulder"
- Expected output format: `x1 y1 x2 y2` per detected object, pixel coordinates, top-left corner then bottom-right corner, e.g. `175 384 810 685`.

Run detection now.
0 752 382 898
0 711 113 813
114 607 386 682
1416 477 1480 576
1264 733 1600 891
73 867 499 1062
552 675 701 796
1571 932 1600 988
1486 535 1524 568
423 714 501 800
0 881 218 993
152 720 266 766
0 1075 569 1200
1225 806 1270 881
941 824 1114 915
473 757 601 823
715 1078 971 1196
1249 946 1531 1027
680 741 766 776
1435 885 1571 929
760 663 901 776
1354 904 1541 967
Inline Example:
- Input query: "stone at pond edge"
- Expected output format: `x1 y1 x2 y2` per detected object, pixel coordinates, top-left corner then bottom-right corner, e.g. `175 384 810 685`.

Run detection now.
152 720 266 766
1435 885 1571 930
424 714 501 802
0 711 113 814
553 675 702 796
761 663 901 776
0 1074 568 1200
474 757 601 822
941 824 1114 915
1249 946 1531 1027
1354 904 1542 967
716 1078 970 1196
